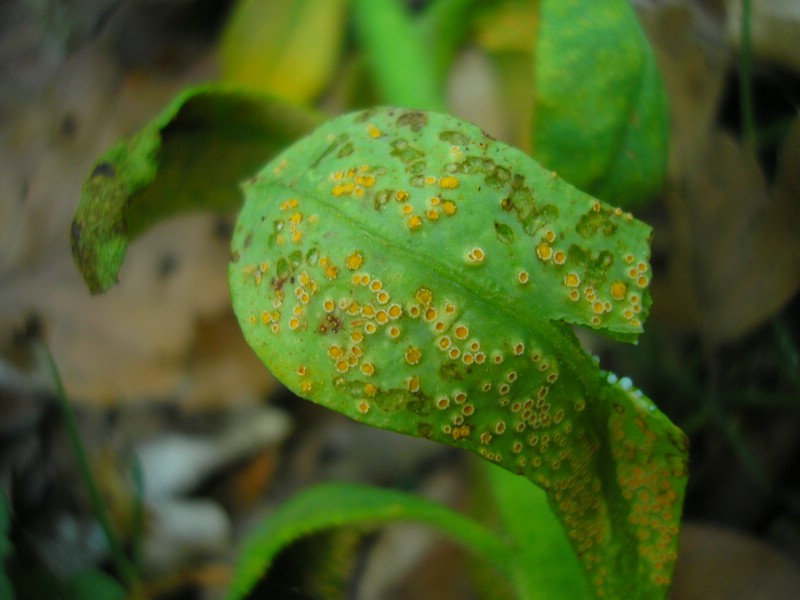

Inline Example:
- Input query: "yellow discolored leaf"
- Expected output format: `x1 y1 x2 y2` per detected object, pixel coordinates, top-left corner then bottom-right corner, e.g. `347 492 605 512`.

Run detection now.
220 0 349 103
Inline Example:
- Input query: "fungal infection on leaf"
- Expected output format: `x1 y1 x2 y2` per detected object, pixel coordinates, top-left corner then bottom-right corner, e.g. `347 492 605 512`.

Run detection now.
229 107 687 597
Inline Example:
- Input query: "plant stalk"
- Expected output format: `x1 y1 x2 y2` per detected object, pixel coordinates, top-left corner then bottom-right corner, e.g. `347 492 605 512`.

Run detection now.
42 343 139 589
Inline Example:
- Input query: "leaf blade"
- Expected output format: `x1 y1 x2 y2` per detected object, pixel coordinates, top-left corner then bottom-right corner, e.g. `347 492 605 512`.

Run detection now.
71 86 321 294
227 482 512 600
229 107 687 598
483 462 590 599
220 0 349 103
531 0 669 208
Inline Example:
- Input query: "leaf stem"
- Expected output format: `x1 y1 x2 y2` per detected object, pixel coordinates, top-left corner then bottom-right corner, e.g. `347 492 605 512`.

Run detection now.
41 343 139 589
130 454 145 577
739 0 756 144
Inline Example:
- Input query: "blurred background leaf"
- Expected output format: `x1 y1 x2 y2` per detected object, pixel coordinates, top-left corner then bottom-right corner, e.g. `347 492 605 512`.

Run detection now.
658 121 800 345
473 0 668 209
531 0 668 209
220 0 349 103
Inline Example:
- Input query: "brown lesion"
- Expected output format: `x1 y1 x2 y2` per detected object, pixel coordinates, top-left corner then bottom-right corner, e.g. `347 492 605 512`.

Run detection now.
317 313 342 334
396 110 428 132
270 276 287 292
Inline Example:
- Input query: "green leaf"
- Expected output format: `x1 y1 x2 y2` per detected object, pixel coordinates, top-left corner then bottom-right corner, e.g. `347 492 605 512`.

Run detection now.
227 482 512 600
0 491 13 600
229 107 687 598
242 528 362 599
11 568 126 600
71 85 321 294
220 0 349 103
415 0 485 88
66 571 126 600
353 0 446 111
482 462 590 599
531 0 668 208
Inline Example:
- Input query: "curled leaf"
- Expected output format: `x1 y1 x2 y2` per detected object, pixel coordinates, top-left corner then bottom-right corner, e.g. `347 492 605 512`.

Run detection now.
71 86 320 294
229 107 687 598
227 482 511 600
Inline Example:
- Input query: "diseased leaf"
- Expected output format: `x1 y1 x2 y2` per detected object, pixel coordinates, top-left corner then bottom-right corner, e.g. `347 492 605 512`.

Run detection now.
229 107 688 598
71 86 321 294
227 482 511 600
220 0 349 102
532 0 669 208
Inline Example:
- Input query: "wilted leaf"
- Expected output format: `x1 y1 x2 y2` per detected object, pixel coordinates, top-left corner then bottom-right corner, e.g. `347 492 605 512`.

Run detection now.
640 3 800 343
2 50 279 406
635 3 727 182
71 85 320 294
229 107 688 598
658 122 800 344
220 0 349 102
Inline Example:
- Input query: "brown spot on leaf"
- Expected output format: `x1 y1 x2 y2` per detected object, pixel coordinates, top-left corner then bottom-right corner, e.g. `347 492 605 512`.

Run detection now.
396 110 428 132
91 162 115 178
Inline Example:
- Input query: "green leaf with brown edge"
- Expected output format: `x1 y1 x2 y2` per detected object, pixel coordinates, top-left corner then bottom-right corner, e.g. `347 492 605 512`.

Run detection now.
228 107 688 598
531 0 669 208
71 85 321 294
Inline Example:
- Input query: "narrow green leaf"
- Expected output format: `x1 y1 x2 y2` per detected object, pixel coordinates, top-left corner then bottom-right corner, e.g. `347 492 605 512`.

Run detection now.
245 528 362 599
0 491 13 600
220 0 349 103
484 462 589 599
415 0 484 87
229 107 688 598
66 571 126 600
353 0 446 111
71 86 321 294
531 0 668 208
227 482 512 600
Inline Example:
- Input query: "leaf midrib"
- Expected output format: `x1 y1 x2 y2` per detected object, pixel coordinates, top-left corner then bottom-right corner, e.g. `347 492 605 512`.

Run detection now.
264 178 601 391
